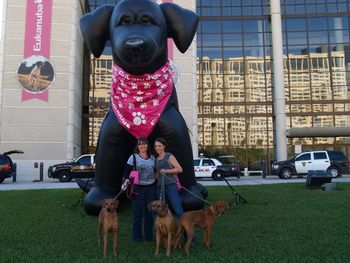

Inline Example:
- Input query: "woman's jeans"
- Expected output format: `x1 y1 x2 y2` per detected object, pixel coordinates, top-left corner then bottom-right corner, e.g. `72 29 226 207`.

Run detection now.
157 183 184 218
131 184 157 241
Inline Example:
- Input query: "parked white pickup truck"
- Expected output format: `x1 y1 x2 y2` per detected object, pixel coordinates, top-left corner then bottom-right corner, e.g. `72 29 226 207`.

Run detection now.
271 151 349 179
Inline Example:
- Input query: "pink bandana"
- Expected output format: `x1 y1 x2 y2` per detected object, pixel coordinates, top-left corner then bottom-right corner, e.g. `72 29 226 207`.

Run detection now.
111 61 174 139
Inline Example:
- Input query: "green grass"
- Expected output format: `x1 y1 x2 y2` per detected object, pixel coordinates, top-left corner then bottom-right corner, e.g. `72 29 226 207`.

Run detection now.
1 184 350 263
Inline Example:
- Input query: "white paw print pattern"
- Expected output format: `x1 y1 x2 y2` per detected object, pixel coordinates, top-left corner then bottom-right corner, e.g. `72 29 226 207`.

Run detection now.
156 80 162 86
157 89 164 96
140 103 147 109
132 112 146 125
128 103 135 109
134 96 143 102
121 92 127 98
118 101 123 108
153 99 159 106
144 83 151 89
131 83 138 89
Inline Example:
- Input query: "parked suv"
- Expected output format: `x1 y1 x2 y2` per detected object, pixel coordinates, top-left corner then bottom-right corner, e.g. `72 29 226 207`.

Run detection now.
271 150 349 179
48 154 95 182
0 150 23 183
193 156 240 180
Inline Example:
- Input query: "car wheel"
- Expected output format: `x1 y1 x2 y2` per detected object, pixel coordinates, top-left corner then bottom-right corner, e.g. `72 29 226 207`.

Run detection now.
58 171 72 182
327 166 341 178
279 168 293 179
212 171 224 181
0 177 5 183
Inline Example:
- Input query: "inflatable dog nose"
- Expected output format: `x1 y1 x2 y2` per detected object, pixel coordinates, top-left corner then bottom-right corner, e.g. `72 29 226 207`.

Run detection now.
126 39 144 53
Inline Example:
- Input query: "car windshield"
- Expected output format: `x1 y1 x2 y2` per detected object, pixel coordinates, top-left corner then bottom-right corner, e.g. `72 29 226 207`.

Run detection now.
73 156 87 162
289 154 299 161
218 156 235 164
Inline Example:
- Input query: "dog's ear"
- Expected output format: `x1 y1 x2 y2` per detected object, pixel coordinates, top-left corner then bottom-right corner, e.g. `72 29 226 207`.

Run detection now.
159 3 199 53
80 4 114 58
147 201 154 211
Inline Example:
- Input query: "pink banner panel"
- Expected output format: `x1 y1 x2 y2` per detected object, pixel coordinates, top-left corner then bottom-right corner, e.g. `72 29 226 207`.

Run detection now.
22 0 53 101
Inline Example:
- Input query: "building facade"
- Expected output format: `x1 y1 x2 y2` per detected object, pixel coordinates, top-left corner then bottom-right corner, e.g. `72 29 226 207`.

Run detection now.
0 0 197 181
0 0 349 180
196 0 350 167
0 0 85 180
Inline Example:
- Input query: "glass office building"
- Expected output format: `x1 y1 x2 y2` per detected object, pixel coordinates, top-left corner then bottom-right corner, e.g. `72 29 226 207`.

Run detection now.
84 0 350 167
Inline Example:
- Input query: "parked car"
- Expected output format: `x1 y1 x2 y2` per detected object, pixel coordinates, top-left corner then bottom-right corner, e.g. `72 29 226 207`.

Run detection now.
48 154 95 182
193 156 240 180
0 150 23 183
271 150 349 179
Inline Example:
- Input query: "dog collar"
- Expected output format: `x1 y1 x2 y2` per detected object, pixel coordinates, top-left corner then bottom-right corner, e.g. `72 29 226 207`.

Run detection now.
161 208 169 217
110 61 174 139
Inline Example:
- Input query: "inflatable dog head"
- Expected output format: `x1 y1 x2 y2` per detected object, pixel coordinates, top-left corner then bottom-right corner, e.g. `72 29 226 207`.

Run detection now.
80 0 199 75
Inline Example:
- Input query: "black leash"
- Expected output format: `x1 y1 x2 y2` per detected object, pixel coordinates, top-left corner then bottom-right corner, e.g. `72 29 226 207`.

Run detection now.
222 177 247 206
160 173 213 206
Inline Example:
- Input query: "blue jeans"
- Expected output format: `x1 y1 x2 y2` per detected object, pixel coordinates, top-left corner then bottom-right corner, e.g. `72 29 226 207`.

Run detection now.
157 183 184 218
131 184 157 241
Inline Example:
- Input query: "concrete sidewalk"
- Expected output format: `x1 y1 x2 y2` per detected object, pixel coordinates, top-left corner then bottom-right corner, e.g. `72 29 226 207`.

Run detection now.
1 175 350 190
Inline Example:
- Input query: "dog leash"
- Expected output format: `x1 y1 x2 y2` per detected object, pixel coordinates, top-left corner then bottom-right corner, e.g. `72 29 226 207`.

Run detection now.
159 173 166 202
113 182 132 200
160 174 213 206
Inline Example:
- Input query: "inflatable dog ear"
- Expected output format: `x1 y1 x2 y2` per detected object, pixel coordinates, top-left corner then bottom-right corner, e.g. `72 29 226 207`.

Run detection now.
79 5 114 58
160 3 199 53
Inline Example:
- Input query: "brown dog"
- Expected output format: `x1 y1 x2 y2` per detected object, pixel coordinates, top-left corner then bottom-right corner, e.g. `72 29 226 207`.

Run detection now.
175 200 230 255
148 200 177 256
98 198 119 257
29 63 42 91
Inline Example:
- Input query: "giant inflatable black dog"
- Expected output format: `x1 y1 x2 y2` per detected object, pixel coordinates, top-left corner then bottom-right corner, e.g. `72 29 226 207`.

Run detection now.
80 0 207 215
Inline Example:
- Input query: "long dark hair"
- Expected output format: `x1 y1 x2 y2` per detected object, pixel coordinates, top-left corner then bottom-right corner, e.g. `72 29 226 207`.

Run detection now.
135 137 151 156
154 137 167 150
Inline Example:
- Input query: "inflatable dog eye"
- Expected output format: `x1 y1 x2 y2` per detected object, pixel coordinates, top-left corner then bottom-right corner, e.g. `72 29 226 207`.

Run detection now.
80 0 207 215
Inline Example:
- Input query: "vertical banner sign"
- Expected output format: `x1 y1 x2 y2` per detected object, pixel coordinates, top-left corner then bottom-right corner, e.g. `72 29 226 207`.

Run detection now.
16 0 55 102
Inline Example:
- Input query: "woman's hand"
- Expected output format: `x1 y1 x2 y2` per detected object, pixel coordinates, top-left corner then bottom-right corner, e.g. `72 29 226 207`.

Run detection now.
121 179 130 190
160 169 167 175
